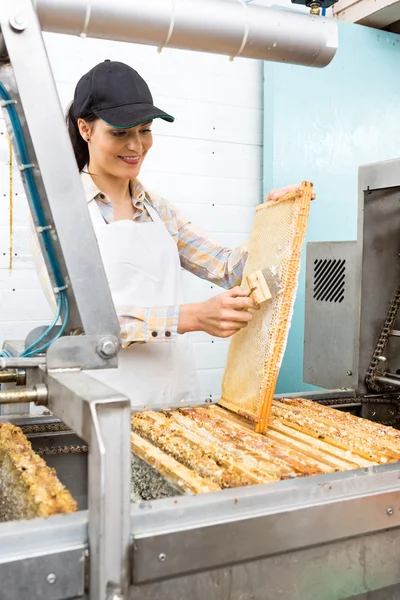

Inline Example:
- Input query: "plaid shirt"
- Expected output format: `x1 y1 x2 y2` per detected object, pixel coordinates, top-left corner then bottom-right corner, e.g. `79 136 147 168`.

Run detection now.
29 171 248 347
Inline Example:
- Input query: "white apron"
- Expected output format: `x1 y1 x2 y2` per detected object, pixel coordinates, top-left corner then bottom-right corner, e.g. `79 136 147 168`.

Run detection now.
84 196 199 408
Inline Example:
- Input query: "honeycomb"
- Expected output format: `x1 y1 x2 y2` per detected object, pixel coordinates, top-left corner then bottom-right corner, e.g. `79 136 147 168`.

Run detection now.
0 423 77 522
220 182 313 433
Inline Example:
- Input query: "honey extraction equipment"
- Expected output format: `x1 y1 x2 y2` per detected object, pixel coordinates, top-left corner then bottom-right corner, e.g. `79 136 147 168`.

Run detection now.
5 2 400 600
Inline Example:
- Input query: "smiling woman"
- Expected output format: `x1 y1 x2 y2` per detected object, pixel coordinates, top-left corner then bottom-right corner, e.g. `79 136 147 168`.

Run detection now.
77 119 154 175
29 59 303 408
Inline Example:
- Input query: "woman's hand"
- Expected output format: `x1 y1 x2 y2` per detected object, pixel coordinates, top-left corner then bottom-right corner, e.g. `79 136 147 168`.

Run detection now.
266 184 316 202
178 287 258 338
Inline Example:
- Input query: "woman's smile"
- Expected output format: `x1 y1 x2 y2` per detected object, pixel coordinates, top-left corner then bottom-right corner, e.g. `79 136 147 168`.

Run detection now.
118 155 141 165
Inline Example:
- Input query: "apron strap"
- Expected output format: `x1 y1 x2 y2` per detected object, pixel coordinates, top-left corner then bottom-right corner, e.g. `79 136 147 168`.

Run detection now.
87 197 108 227
143 196 162 224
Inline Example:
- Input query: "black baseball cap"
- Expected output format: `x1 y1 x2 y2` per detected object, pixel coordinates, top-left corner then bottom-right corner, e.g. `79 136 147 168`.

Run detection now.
73 60 174 128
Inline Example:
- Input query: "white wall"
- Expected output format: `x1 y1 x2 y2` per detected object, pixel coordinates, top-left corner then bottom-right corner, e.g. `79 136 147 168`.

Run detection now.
0 31 264 401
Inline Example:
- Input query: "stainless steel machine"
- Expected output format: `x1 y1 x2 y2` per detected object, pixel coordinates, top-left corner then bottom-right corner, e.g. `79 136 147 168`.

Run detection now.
4 2 400 600
304 159 400 427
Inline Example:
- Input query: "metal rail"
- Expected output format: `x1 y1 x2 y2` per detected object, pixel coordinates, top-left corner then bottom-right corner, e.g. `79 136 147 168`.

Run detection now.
0 357 45 369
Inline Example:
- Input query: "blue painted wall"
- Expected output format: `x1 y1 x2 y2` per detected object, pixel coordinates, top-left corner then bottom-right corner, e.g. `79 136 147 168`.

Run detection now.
264 21 400 393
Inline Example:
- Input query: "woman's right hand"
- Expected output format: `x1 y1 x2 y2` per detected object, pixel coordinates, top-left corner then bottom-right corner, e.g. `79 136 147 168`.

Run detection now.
178 287 258 338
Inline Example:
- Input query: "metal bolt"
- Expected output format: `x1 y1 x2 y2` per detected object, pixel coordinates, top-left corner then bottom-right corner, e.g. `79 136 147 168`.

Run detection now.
158 553 166 562
346 370 352 376
97 337 118 359
378 356 387 363
46 573 56 584
9 13 26 31
309 2 321 15
387 508 394 516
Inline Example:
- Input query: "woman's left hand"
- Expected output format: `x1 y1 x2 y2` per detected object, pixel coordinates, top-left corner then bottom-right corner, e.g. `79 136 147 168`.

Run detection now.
266 184 316 202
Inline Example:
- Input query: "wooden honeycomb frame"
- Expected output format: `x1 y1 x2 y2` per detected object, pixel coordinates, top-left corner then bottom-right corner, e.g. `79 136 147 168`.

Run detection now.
220 182 313 433
130 399 400 495
0 423 77 522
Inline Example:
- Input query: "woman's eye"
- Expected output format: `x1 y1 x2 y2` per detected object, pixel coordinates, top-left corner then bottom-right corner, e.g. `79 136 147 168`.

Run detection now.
141 128 152 134
111 130 127 137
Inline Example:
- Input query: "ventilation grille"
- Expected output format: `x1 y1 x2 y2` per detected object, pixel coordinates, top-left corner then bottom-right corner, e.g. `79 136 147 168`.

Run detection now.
313 259 345 303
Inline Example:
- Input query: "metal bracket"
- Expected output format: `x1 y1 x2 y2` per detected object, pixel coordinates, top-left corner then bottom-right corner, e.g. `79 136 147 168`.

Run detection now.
46 335 119 370
361 395 400 427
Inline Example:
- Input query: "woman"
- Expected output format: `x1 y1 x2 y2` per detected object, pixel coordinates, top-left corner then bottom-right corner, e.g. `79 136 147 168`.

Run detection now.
31 60 302 407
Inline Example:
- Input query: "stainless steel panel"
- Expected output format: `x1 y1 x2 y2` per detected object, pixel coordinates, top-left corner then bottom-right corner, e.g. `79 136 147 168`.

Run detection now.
34 0 337 68
1 549 85 600
353 180 400 395
304 241 357 390
129 529 400 600
359 158 400 192
0 512 87 600
131 463 400 583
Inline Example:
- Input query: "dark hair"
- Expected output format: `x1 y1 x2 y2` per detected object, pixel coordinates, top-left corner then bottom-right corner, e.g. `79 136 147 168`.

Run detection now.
66 102 97 172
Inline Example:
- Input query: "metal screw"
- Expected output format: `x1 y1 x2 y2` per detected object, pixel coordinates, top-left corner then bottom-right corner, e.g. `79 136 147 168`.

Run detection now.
387 508 394 516
158 553 166 562
9 13 26 31
46 573 56 584
97 337 118 359
346 370 352 376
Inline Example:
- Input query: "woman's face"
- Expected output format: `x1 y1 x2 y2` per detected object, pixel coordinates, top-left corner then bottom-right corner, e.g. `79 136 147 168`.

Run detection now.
78 118 153 179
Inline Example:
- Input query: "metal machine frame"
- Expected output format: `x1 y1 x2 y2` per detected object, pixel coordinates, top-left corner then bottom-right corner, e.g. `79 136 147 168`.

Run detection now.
4 1 400 600
304 159 400 425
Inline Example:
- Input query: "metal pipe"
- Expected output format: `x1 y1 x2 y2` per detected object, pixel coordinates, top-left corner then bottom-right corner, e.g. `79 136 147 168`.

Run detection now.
0 357 45 369
0 384 48 405
385 372 400 381
0 370 26 385
34 0 337 68
375 376 400 389
0 371 19 384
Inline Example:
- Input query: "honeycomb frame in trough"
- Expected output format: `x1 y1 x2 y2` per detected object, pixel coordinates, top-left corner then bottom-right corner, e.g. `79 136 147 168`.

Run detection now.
130 399 400 495
220 182 313 433
0 423 77 522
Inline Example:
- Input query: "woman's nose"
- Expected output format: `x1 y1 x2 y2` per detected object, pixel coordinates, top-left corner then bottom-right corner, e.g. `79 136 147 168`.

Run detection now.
126 134 142 153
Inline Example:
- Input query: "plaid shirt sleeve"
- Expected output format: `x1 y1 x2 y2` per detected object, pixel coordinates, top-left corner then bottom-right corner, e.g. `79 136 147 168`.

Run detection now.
28 217 180 347
178 221 248 288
